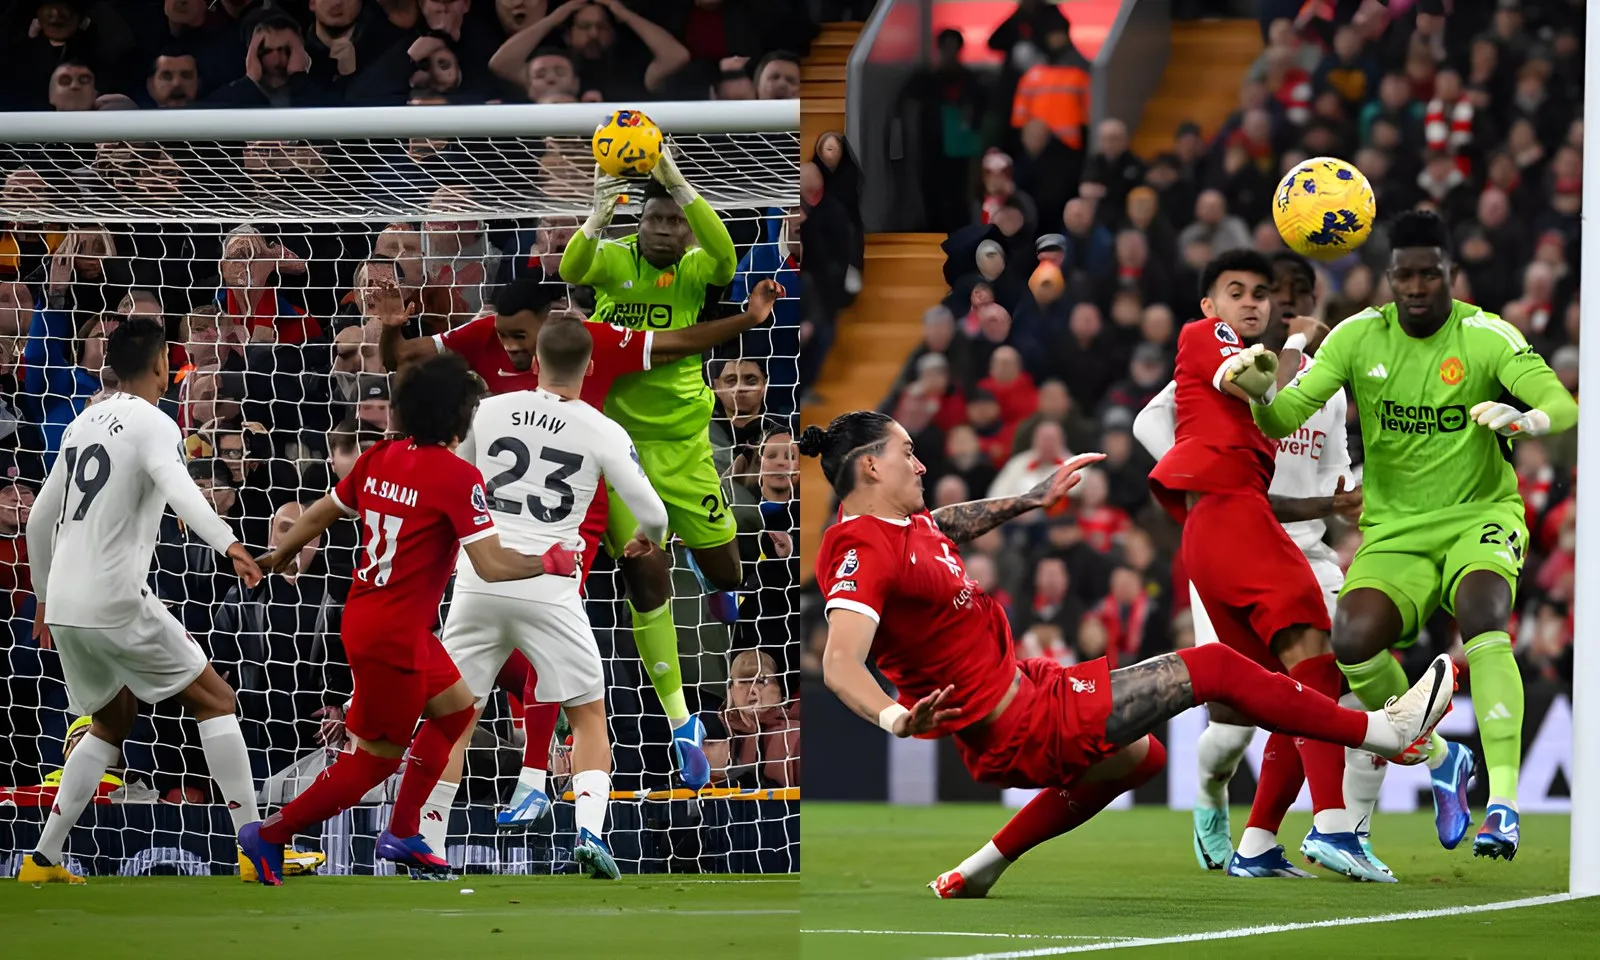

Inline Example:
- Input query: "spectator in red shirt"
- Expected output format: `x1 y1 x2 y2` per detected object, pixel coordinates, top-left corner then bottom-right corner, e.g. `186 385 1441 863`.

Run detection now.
965 389 1015 467
1072 467 1130 553
0 480 32 620
976 344 1038 428
1089 565 1154 668
217 225 317 345
895 353 968 433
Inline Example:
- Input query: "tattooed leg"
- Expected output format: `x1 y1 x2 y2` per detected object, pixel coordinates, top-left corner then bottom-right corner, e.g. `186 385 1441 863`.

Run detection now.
1104 654 1196 747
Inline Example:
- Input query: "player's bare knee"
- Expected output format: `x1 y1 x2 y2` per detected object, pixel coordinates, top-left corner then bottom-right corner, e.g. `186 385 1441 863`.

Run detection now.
1453 570 1512 637
181 668 237 721
619 553 670 610
1270 625 1329 668
89 691 137 745
1207 703 1251 727
692 543 743 592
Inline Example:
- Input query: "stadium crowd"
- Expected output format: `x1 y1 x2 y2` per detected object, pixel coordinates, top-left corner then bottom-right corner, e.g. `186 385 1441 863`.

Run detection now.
0 0 809 821
802 0 1582 698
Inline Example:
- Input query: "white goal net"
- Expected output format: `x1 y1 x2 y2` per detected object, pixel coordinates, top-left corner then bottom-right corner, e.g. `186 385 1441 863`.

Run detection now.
0 101 800 877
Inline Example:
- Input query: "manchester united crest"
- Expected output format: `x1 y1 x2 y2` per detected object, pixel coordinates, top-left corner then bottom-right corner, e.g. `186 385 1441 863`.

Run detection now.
1440 356 1464 386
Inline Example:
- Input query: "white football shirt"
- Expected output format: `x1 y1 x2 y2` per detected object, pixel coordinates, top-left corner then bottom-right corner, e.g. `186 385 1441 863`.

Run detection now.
453 387 668 602
1133 355 1352 553
27 394 239 628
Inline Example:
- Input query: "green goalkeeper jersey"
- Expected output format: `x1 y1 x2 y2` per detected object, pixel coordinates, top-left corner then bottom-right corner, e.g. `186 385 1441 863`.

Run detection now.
560 197 737 442
1253 300 1576 529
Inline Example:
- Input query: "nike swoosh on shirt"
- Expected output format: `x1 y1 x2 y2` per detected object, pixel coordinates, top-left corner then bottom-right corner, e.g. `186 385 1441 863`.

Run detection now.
498 369 519 377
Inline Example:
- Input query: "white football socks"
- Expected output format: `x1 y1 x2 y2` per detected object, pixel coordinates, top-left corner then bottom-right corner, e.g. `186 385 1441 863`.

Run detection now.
419 779 458 854
197 715 259 832
571 769 610 840
511 765 548 804
1195 722 1253 810
1235 826 1279 859
1340 695 1387 835
35 732 120 862
954 840 1011 892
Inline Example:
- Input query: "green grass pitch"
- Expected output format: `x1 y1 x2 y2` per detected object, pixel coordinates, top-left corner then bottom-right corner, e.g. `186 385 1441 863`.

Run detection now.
3 872 797 957
802 804 1600 959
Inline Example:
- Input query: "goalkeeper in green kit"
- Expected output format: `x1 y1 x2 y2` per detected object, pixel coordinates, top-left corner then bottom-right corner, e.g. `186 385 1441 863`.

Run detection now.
1235 211 1576 862
559 146 742 789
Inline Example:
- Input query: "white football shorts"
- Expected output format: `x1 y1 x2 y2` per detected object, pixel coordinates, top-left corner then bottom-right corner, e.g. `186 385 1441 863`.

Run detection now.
50 591 209 716
443 590 605 707
1191 547 1344 647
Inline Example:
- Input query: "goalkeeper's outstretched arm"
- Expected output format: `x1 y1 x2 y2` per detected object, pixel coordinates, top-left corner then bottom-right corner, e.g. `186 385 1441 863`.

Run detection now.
1251 349 1346 438
1472 351 1580 438
652 148 737 284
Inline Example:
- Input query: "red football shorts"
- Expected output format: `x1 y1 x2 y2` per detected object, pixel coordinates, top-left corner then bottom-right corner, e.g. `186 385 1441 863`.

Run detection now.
1183 491 1331 671
345 632 461 746
954 657 1117 789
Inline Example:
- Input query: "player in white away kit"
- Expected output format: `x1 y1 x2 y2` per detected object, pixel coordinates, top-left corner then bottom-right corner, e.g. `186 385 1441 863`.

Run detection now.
19 319 266 885
1133 252 1391 876
389 319 669 881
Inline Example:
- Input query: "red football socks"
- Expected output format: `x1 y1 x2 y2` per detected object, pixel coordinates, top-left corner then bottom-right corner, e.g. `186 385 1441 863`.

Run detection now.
494 654 559 771
993 737 1167 861
260 746 401 845
1288 654 1349 814
1244 731 1304 834
389 705 476 838
1178 645 1367 749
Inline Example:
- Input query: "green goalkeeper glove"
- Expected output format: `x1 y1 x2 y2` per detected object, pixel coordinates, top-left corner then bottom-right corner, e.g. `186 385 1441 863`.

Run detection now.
1470 401 1551 438
649 144 698 206
1224 343 1278 402
582 164 632 239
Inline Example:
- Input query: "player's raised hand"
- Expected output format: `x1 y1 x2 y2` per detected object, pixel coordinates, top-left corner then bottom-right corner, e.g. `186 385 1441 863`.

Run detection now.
255 544 300 577
1470 401 1552 438
895 685 962 737
649 143 690 193
586 165 630 233
1225 343 1278 400
747 279 786 324
1331 475 1363 523
1283 314 1329 352
32 603 52 650
621 529 658 559
370 275 415 328
1032 452 1108 509
228 543 264 588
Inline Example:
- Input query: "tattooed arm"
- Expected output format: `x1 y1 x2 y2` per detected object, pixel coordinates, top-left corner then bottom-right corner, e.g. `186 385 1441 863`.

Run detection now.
931 452 1106 544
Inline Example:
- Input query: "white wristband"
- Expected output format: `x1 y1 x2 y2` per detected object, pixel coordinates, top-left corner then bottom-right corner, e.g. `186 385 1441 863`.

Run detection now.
877 703 909 734
1283 333 1308 353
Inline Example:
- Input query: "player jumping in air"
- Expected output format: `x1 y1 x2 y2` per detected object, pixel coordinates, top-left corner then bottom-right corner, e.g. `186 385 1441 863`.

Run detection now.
389 319 671 881
1241 210 1578 861
804 411 1455 898
21 318 266 885
1146 249 1390 882
1134 251 1390 876
239 353 575 886
380 275 781 820
560 147 745 793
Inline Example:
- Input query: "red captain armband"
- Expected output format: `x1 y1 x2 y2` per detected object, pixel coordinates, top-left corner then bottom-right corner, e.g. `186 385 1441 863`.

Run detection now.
541 544 580 578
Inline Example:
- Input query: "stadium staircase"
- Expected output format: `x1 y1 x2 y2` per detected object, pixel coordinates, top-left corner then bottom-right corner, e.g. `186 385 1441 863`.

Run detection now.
1129 19 1263 159
797 23 953 582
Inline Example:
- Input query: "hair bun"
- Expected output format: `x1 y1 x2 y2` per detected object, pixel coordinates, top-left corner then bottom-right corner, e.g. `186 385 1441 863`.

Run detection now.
797 424 827 458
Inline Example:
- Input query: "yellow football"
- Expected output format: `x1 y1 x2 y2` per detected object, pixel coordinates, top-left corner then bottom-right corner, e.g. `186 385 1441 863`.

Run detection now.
592 109 664 178
1272 157 1376 261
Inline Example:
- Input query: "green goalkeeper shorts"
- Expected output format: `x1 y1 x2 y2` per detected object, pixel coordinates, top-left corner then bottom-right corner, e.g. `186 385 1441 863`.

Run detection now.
1342 501 1527 645
604 429 736 554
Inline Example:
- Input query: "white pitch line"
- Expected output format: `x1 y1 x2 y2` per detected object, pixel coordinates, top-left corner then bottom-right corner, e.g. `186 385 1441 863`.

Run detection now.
925 893 1580 960
805 930 1133 942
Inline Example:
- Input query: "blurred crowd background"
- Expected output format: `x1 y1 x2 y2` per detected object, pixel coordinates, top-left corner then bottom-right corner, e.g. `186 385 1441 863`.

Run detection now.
801 0 1582 699
0 0 812 813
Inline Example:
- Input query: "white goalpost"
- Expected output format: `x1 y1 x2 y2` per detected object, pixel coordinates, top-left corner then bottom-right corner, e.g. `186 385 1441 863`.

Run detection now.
0 99 800 878
1568 8 1600 900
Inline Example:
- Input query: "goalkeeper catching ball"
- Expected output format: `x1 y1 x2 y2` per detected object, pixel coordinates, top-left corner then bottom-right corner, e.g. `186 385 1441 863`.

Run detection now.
559 145 741 787
1238 210 1577 862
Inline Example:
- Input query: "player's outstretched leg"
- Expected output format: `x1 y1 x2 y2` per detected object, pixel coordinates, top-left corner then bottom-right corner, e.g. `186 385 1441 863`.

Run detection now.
378 682 477 878
1335 588 1468 850
617 547 708 790
19 690 140 885
1193 713 1252 870
931 737 1167 899
494 653 557 828
1455 570 1524 860
566 698 620 880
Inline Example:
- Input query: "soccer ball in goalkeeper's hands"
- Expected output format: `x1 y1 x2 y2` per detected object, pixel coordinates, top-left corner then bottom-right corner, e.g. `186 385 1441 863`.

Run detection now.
592 109 664 178
1272 157 1376 261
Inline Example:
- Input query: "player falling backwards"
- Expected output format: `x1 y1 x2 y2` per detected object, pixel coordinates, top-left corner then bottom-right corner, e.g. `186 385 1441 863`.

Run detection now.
1143 249 1394 882
1239 210 1577 861
20 318 266 885
239 353 576 885
381 273 782 824
804 410 1454 898
384 319 671 881
1134 250 1392 877
560 148 745 795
